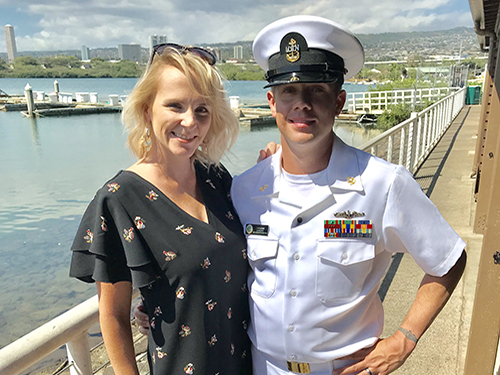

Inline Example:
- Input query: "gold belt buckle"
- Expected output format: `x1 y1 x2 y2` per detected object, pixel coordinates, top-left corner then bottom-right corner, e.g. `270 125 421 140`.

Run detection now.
286 361 311 374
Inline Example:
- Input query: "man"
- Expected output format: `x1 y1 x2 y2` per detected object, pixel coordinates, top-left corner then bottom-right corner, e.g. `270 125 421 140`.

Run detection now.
135 15 466 375
230 15 466 375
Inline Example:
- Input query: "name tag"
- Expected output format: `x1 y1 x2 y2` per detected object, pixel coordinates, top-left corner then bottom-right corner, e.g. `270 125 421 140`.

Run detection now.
246 224 269 236
324 220 373 238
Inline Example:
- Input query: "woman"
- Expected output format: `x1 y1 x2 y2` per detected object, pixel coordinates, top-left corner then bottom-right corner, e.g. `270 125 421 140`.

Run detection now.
70 44 252 375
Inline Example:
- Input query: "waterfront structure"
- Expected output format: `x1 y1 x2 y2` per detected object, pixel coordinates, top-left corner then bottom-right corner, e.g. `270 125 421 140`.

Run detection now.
234 45 243 60
118 44 141 63
465 0 500 373
81 45 89 60
149 35 167 56
4 24 17 62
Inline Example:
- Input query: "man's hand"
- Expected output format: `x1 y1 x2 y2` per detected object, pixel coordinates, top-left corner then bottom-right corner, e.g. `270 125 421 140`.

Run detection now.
133 303 150 335
331 330 416 375
257 142 281 163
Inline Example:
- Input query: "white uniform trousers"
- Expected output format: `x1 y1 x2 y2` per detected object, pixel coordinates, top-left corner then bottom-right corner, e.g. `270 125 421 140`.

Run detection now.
252 345 357 375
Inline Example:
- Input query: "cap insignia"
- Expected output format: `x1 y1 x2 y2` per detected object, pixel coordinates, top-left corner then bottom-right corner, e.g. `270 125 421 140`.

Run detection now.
347 177 356 185
290 75 300 82
286 38 300 63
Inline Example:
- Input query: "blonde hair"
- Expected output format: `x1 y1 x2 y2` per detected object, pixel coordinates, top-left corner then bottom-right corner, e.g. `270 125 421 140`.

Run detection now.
122 48 239 166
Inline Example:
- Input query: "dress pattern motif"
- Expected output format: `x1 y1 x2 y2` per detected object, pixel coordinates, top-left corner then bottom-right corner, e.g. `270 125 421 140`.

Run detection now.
70 162 252 375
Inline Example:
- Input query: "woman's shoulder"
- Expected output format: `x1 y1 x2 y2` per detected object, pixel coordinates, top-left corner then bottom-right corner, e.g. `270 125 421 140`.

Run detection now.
93 169 152 198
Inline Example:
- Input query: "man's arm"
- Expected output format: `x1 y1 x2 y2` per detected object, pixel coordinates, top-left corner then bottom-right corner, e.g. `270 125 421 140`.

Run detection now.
332 250 466 375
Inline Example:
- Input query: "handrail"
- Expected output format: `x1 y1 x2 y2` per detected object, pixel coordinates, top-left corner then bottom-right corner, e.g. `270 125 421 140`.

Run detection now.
346 87 459 113
360 87 466 174
0 290 140 375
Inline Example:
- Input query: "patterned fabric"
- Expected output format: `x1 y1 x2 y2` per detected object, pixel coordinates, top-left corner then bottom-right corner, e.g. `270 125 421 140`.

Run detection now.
70 162 252 375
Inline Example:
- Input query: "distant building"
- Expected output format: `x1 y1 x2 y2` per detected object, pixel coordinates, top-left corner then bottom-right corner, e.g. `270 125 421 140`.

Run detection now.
81 45 90 60
4 25 18 62
118 44 141 63
234 45 243 60
149 35 167 57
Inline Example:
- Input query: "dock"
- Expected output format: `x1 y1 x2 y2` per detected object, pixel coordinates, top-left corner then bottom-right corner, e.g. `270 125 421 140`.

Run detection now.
21 105 122 118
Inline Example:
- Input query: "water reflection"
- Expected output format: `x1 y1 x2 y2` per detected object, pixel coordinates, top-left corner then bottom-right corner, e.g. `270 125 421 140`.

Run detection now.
29 116 41 154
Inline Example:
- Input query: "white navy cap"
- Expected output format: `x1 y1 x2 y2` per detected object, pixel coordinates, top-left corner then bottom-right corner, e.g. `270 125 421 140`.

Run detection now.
253 15 364 87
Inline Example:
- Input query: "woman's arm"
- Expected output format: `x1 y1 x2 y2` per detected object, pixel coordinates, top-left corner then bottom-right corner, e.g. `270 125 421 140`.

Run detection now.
97 281 139 375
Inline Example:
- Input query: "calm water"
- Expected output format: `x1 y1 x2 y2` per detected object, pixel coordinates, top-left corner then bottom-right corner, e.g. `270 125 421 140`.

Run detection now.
0 78 377 349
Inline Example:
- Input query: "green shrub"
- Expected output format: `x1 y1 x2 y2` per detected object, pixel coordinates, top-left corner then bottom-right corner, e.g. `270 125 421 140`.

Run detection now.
376 103 413 131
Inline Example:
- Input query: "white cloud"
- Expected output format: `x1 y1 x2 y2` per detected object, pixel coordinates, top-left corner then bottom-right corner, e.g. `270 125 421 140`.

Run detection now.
2 0 474 51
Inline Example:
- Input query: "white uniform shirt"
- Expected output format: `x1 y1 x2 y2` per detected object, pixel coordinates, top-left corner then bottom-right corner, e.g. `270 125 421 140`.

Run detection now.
231 135 465 363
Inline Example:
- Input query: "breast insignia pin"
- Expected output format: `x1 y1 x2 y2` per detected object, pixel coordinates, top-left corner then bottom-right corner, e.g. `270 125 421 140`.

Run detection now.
259 184 269 192
334 210 366 219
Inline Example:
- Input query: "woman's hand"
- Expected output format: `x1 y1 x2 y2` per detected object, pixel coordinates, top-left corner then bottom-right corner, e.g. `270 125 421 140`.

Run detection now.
257 142 281 163
134 302 150 335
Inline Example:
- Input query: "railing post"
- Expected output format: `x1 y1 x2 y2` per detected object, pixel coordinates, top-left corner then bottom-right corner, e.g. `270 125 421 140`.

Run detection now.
67 332 92 375
408 112 419 173
387 135 393 163
399 127 406 165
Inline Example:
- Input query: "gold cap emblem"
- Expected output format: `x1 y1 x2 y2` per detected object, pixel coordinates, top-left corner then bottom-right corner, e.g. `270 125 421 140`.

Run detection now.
347 177 356 185
286 38 300 63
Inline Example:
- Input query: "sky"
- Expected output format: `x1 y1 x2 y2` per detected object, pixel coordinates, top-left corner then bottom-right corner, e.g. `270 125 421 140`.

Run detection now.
0 0 474 52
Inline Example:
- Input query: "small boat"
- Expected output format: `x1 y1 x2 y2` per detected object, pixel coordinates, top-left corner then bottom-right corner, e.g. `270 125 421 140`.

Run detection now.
356 113 377 127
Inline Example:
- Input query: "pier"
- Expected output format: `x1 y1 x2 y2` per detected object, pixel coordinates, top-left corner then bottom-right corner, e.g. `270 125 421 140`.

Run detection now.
1 0 500 367
0 86 489 375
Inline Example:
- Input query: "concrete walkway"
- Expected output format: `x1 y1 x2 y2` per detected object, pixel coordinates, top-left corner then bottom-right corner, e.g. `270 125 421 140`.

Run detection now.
381 105 483 375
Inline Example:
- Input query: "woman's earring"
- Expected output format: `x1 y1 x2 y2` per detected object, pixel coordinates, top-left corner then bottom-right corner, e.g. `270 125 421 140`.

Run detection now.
142 127 152 153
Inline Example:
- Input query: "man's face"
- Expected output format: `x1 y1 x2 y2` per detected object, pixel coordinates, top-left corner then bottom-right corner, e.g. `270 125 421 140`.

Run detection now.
267 82 346 148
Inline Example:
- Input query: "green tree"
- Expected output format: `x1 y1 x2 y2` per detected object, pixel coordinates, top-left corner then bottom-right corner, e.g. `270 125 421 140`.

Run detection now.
376 103 412 131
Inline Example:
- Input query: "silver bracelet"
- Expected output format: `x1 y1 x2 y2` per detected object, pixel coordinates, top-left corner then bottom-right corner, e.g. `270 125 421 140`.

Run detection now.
398 327 419 344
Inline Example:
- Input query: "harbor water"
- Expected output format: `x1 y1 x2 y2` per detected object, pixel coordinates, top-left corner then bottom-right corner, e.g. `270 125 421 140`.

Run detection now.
0 78 379 349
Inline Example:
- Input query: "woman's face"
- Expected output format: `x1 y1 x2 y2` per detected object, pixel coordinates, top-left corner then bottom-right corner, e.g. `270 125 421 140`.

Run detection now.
146 65 212 162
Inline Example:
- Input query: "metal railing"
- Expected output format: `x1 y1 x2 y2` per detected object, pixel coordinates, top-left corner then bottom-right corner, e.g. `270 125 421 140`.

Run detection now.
0 88 467 375
0 290 140 375
360 87 466 174
346 87 459 113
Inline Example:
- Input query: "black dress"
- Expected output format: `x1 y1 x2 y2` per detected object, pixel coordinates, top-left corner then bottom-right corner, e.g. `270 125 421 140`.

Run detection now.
70 162 252 375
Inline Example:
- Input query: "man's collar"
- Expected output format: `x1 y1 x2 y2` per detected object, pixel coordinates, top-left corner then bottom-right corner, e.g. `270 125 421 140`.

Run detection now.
249 134 365 203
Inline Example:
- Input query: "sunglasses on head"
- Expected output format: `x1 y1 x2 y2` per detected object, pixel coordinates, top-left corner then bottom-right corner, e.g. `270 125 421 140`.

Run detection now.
150 43 217 66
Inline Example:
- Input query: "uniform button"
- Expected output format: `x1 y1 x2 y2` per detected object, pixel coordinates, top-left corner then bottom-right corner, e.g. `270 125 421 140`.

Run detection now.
252 251 257 257
288 324 295 332
290 289 297 297
291 355 298 360
293 253 300 261
297 217 303 224
341 253 348 261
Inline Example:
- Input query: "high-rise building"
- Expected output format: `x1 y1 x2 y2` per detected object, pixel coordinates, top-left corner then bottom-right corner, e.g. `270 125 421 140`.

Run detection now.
234 45 243 60
4 25 18 62
149 35 168 57
81 45 90 60
118 44 142 63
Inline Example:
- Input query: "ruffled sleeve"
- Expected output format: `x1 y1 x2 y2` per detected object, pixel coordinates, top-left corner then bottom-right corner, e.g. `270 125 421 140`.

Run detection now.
69 178 158 288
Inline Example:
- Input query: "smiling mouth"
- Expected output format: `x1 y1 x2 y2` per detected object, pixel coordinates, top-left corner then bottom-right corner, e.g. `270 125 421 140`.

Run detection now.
172 132 196 141
289 119 315 126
